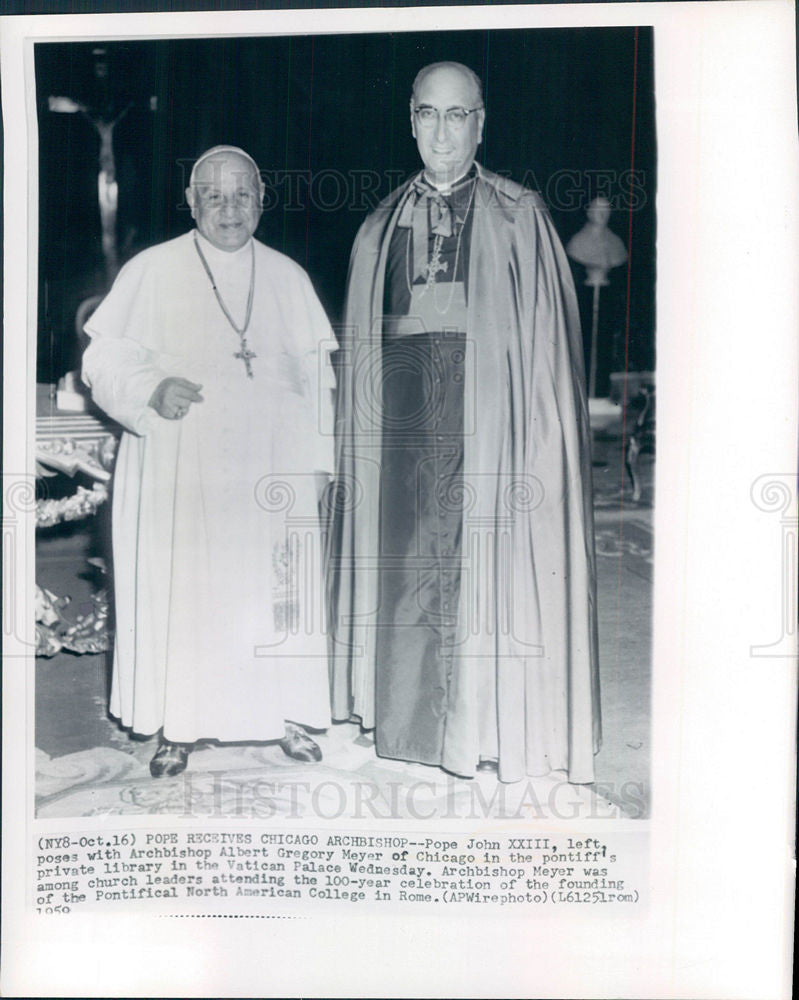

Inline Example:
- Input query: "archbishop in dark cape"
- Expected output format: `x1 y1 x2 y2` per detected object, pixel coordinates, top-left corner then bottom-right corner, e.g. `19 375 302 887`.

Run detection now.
328 62 600 784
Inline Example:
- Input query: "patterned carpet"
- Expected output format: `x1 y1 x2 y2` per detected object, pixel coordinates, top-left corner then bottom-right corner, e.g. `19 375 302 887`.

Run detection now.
590 432 653 818
35 721 621 820
35 432 652 820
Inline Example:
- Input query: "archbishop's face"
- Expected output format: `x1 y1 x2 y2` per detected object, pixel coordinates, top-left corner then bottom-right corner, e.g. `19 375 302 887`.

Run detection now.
411 65 484 186
187 152 263 252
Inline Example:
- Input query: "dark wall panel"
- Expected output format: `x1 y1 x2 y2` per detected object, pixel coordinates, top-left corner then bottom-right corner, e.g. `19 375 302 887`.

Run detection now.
35 28 656 386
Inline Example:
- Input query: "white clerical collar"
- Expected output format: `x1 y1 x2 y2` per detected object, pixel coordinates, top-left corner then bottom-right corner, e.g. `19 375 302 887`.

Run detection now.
194 229 253 265
423 165 475 195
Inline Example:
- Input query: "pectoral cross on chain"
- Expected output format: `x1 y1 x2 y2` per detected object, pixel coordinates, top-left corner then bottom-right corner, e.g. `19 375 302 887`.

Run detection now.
425 234 449 288
234 338 257 378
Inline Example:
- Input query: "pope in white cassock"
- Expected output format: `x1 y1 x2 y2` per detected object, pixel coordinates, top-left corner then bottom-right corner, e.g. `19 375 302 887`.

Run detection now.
83 146 335 777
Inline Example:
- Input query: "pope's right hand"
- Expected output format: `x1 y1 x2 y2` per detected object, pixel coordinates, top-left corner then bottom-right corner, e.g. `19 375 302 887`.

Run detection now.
149 377 204 420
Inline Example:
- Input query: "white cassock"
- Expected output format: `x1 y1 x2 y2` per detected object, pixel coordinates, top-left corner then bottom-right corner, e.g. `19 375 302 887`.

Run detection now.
83 230 335 743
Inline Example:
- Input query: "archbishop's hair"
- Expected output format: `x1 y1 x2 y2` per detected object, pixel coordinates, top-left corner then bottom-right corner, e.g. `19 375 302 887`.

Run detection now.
411 62 484 106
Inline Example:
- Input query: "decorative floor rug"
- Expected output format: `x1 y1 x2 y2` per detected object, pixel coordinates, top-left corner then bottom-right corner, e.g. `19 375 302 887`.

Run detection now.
35 435 652 820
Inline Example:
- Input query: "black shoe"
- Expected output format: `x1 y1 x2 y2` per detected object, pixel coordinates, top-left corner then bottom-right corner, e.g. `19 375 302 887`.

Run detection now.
476 759 498 773
150 741 191 778
279 722 322 762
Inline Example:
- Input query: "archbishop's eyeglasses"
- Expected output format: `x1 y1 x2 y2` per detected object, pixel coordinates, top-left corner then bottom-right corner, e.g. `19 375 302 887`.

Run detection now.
413 105 483 130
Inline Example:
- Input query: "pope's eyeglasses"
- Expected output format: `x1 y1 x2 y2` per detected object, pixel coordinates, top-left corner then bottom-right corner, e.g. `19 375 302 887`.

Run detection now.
413 105 483 130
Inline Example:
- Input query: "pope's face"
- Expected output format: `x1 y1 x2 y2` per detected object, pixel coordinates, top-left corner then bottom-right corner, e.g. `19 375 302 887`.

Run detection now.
187 153 263 251
411 66 484 186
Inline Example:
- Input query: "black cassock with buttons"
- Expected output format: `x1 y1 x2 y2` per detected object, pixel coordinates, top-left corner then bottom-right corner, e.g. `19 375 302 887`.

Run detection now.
376 172 475 766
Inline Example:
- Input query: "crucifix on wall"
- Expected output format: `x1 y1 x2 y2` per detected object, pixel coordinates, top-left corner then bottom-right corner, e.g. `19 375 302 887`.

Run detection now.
48 94 131 285
47 46 157 289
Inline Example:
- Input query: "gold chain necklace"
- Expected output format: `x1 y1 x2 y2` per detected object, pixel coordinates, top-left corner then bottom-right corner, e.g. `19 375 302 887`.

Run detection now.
193 232 257 378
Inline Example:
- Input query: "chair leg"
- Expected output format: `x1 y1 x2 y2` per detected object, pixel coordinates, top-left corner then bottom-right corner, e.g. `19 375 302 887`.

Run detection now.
626 435 642 502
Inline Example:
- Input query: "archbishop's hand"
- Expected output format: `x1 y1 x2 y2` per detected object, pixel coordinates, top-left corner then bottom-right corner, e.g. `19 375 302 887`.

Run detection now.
149 377 204 420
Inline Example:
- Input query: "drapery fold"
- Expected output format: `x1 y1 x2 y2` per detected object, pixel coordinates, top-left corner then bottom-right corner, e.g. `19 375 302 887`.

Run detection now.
329 166 600 783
